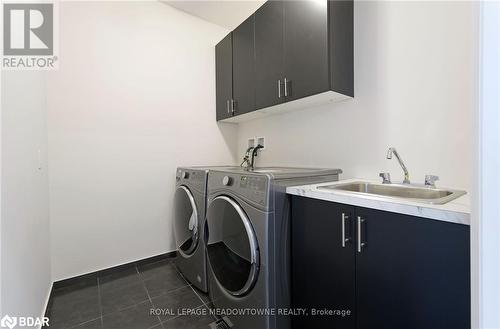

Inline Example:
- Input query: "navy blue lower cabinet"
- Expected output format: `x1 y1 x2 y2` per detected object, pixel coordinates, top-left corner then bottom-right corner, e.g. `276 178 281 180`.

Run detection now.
291 196 356 329
291 196 470 329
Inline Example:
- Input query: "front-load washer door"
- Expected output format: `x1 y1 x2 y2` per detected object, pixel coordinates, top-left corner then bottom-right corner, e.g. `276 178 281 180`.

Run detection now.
206 195 260 297
174 185 199 258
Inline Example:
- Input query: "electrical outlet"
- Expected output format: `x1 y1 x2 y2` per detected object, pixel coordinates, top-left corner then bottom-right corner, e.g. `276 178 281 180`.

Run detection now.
247 138 256 149
256 137 265 149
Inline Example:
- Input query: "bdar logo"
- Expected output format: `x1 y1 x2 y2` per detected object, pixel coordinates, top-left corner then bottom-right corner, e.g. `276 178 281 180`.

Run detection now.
3 3 53 56
0 315 17 329
0 315 49 328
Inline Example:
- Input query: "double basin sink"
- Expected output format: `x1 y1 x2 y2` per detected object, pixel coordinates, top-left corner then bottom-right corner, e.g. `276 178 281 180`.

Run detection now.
317 181 466 205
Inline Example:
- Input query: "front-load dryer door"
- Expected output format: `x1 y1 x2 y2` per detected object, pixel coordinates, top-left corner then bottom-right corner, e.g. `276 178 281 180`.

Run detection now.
206 196 260 297
174 185 199 258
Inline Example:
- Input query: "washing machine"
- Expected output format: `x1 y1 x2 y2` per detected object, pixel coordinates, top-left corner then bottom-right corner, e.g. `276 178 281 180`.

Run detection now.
174 166 241 292
174 167 210 292
205 167 342 329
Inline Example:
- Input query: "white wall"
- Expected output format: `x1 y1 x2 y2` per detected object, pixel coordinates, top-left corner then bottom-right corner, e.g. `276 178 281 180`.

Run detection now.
237 1 477 191
479 2 500 328
166 1 265 30
47 2 237 280
1 71 51 319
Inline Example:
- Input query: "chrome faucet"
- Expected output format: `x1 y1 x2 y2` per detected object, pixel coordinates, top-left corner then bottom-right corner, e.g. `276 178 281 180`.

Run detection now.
379 172 392 184
386 147 410 184
424 175 439 187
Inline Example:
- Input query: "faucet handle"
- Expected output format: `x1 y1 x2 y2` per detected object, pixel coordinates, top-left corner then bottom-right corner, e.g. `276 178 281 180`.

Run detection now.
425 175 439 187
379 172 391 184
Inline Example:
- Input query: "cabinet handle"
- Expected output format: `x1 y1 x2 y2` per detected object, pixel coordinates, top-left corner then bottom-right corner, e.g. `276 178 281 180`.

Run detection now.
231 99 235 113
278 79 282 98
284 78 288 97
226 100 230 114
341 213 350 247
357 216 366 253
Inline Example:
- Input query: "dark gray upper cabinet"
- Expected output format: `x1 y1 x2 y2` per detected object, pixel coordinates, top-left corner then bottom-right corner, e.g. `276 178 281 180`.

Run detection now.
284 0 329 101
215 33 233 121
255 0 284 110
232 15 256 115
329 0 354 96
215 0 353 122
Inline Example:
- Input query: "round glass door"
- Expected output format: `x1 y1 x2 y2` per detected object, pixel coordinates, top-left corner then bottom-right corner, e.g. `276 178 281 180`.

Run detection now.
206 196 259 296
174 186 199 257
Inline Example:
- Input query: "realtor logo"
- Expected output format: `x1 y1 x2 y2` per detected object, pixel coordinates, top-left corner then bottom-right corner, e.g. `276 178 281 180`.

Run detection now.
2 2 58 69
3 3 53 55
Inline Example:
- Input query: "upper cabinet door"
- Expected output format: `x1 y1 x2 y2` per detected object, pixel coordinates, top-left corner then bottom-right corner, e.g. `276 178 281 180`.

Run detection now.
329 0 354 97
215 33 233 121
254 1 284 110
232 15 256 115
283 0 329 101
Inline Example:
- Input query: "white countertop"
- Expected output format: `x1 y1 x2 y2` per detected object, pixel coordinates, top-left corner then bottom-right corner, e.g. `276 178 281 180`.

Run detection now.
286 179 471 225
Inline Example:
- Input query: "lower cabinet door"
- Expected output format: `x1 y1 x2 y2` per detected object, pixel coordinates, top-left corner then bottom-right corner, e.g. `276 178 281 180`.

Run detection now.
355 207 470 329
291 197 356 329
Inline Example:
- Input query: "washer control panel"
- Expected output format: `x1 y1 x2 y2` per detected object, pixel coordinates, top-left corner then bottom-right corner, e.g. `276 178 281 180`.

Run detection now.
176 168 207 192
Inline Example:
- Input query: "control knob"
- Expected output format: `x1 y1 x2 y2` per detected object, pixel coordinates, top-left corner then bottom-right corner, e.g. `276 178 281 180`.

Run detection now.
222 176 233 186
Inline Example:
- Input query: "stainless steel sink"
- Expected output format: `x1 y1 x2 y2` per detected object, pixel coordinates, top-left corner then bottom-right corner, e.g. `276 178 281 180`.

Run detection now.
317 182 466 205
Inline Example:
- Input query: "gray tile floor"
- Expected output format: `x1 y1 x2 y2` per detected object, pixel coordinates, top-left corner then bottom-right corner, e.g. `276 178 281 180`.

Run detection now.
45 257 216 329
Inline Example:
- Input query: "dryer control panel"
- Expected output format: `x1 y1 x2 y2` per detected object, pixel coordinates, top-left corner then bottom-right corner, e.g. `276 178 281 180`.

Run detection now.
208 171 271 210
239 175 266 191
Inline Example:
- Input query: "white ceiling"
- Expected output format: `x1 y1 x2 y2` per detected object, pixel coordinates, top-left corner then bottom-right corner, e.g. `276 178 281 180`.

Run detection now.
164 1 266 30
